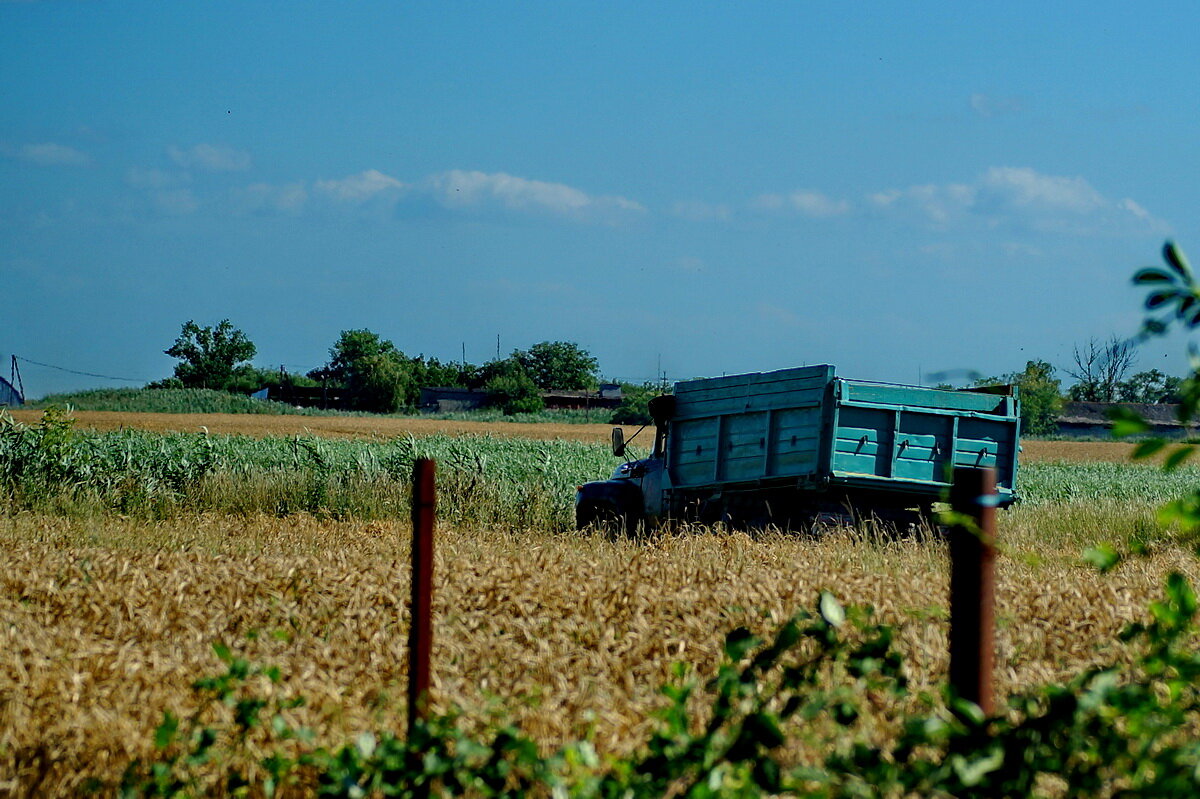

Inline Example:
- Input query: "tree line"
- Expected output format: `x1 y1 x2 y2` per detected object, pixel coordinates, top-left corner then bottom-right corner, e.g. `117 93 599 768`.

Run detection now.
152 321 606 415
969 335 1183 435
154 320 1186 432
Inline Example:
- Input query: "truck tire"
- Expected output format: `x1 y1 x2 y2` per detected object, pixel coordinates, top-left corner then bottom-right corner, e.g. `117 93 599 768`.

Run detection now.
576 500 633 538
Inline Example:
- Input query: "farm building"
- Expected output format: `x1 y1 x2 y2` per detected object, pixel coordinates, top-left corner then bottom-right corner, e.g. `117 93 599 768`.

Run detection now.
0 375 22 407
1055 401 1195 438
420 384 622 413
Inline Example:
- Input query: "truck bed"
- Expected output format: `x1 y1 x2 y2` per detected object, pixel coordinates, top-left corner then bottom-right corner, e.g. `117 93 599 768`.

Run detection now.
666 365 1019 504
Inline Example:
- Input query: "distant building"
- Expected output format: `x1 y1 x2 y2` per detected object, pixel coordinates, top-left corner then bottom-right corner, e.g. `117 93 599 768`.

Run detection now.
419 387 489 413
1055 401 1195 438
419 384 622 413
0 375 22 407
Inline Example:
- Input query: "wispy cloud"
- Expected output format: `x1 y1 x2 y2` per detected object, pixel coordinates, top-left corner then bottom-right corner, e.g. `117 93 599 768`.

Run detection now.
314 169 406 203
870 166 1166 234
4 142 91 166
168 143 251 172
752 189 851 218
425 170 645 221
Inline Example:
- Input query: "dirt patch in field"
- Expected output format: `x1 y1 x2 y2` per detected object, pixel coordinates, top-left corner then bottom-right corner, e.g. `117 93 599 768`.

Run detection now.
7 409 643 444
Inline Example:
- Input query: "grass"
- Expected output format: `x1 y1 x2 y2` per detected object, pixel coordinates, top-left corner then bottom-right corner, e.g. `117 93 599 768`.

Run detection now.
25 387 607 424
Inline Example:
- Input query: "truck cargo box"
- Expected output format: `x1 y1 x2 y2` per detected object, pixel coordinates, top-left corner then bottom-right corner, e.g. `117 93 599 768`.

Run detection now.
666 365 1018 506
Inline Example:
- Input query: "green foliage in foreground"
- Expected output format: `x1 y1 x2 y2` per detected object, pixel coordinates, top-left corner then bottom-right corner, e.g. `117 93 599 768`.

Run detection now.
119 580 1200 797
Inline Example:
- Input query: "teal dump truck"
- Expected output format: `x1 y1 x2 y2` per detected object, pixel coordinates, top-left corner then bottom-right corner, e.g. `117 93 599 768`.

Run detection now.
575 365 1019 530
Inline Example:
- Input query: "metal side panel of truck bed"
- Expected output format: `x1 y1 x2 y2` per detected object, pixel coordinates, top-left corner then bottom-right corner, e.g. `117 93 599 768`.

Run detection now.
666 365 1019 503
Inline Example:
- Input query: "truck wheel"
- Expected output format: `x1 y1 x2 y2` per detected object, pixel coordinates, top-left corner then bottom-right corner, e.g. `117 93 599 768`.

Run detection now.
576 501 629 537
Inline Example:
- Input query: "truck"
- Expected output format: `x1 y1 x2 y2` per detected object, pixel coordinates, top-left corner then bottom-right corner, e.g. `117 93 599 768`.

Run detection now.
575 365 1020 531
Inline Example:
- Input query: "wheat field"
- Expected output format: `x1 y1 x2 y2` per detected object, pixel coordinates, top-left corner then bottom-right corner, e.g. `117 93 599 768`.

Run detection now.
2 497 1195 795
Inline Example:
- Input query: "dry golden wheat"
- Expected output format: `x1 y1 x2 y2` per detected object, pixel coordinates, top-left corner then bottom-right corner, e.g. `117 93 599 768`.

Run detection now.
1 504 1194 795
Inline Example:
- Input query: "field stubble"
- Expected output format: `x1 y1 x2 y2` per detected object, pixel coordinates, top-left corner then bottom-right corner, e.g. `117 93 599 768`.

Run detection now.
2 499 1195 795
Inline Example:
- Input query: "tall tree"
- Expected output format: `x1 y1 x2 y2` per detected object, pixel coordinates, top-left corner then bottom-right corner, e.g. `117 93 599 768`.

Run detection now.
513 341 598 390
1066 336 1136 402
165 319 256 390
312 329 415 412
1117 369 1184 404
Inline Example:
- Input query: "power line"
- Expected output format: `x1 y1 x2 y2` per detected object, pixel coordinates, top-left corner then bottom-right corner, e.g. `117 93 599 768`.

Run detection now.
15 356 146 383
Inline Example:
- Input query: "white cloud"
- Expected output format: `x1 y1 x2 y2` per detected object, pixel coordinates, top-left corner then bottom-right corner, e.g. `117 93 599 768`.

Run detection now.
870 166 1166 234
754 189 851 218
168 143 251 172
869 183 975 224
313 169 406 203
425 170 645 220
979 166 1104 212
12 142 90 166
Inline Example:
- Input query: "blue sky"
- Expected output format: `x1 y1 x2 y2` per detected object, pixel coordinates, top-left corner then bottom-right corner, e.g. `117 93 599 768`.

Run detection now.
3 2 1198 397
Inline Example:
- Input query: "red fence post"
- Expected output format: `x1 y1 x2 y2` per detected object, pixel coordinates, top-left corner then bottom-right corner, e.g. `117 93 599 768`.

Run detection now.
409 458 436 735
948 466 997 716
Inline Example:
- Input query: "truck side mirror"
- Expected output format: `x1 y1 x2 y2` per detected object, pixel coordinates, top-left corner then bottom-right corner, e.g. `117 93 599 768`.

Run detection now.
611 427 626 457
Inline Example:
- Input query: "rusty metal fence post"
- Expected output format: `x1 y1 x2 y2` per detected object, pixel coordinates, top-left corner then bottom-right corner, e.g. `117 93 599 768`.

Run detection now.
409 458 436 735
948 466 997 715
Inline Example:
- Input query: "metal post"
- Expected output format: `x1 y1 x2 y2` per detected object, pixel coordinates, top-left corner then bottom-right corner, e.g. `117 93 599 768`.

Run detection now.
948 466 997 715
408 459 436 733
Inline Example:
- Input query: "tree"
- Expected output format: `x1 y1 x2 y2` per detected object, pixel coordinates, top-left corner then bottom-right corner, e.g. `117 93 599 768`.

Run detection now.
974 361 1063 436
1066 336 1137 402
513 341 598 390
165 320 257 390
610 383 659 425
1118 369 1184 404
484 361 544 415
1010 360 1064 435
311 329 417 412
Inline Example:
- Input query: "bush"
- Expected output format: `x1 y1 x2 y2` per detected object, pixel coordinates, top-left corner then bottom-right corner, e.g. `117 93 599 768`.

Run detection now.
610 383 659 425
484 368 544 415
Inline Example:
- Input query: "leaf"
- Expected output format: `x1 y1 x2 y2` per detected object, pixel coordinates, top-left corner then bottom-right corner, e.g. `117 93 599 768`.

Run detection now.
723 627 760 661
1164 445 1196 472
355 731 377 758
951 746 1005 787
1082 544 1121 573
1132 438 1167 460
1165 240 1193 279
1133 267 1175 284
1166 572 1198 619
1146 290 1175 309
212 642 233 663
1108 406 1150 438
819 591 845 628
154 711 179 749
